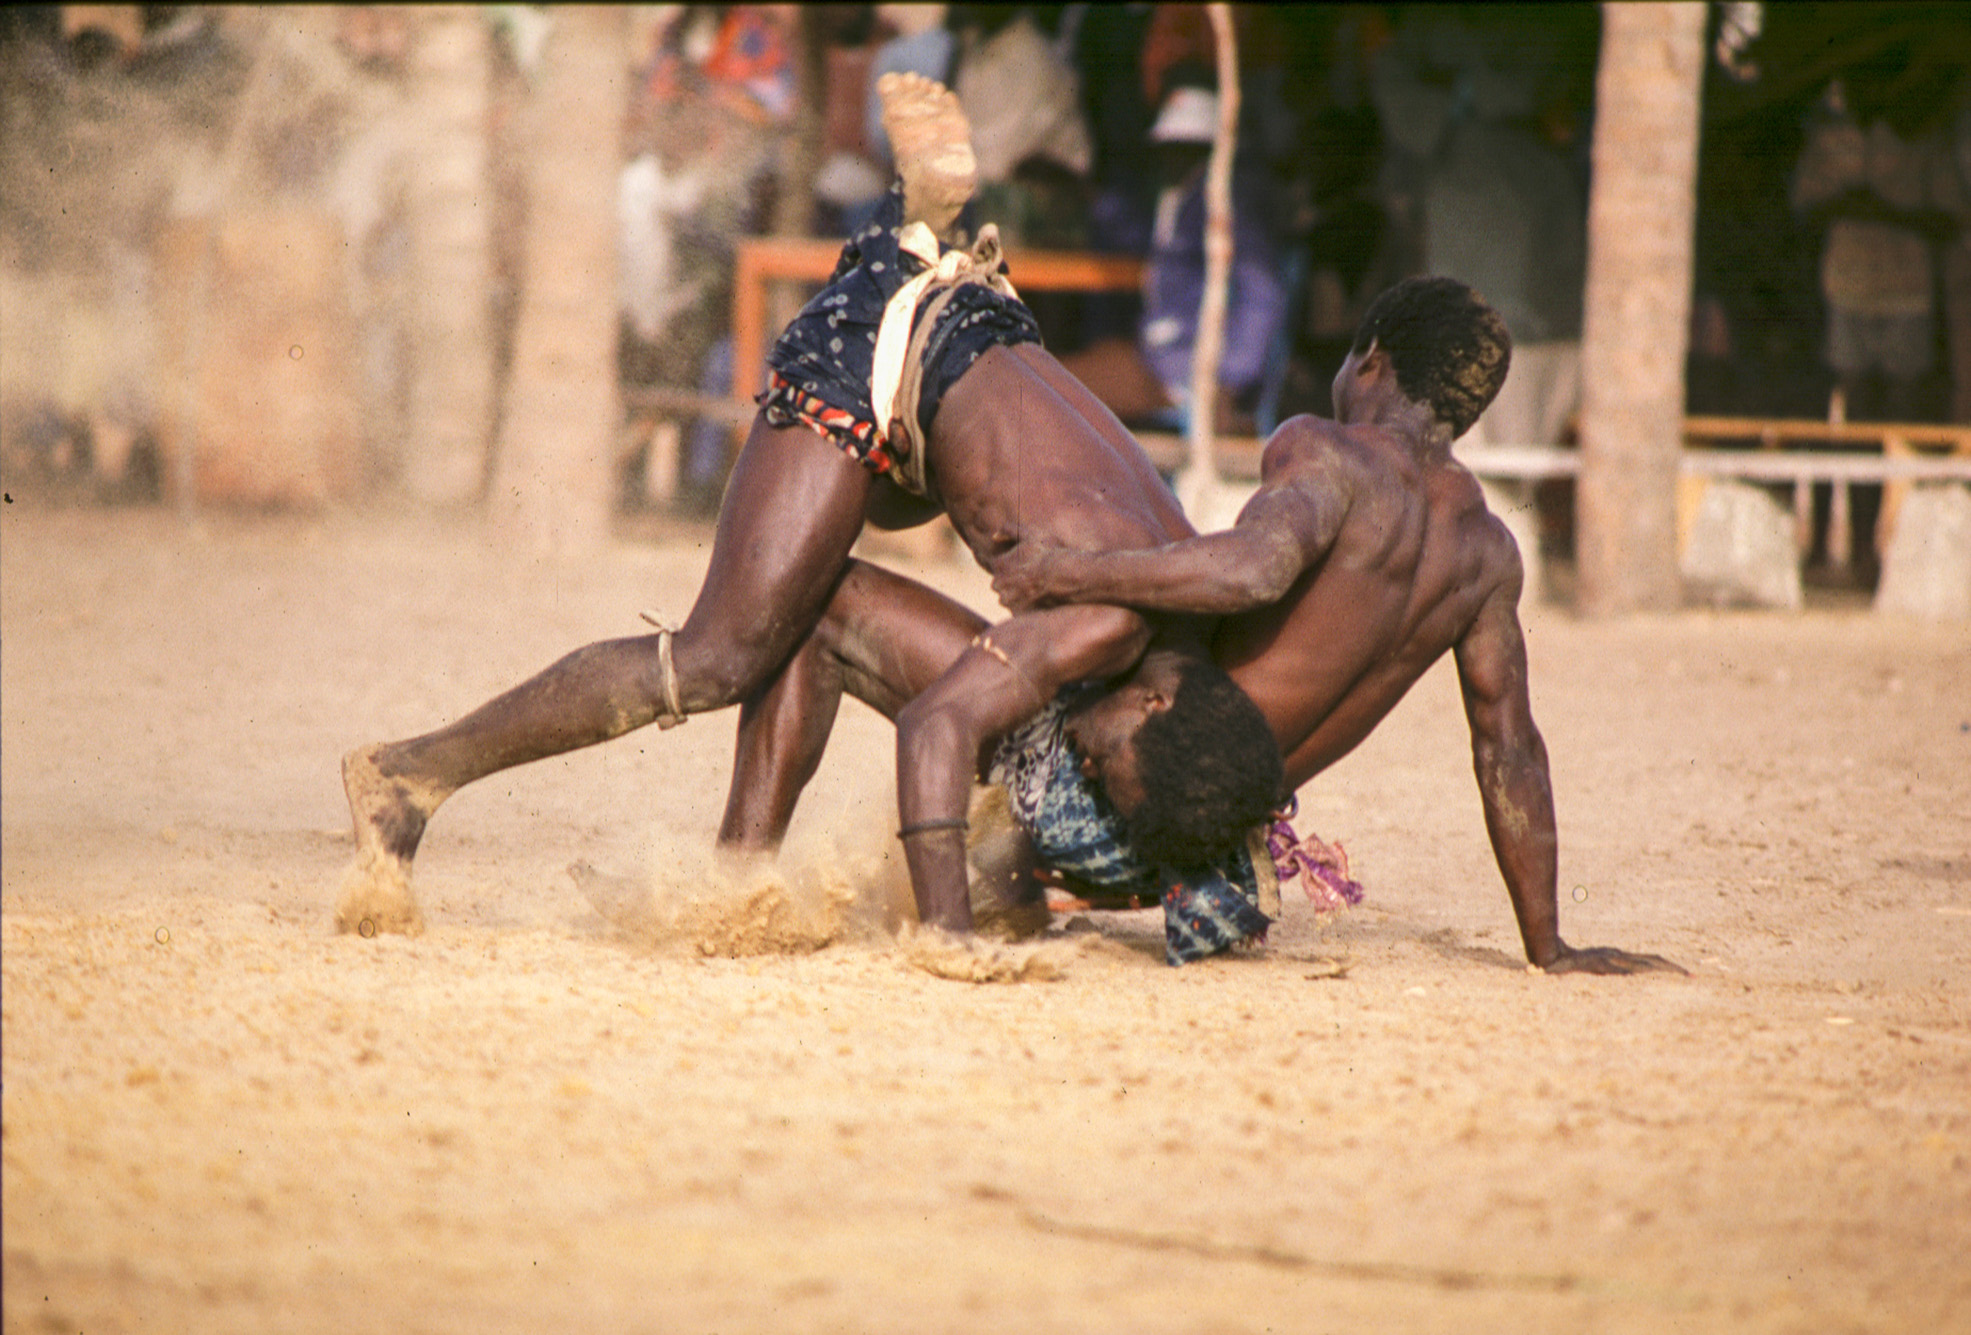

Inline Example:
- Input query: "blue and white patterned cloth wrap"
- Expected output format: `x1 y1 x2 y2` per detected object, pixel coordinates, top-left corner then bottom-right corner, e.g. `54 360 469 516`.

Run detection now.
989 694 1272 965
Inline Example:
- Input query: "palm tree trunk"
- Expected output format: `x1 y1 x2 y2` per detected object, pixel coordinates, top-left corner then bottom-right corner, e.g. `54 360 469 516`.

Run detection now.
401 5 497 506
1576 2 1706 615
488 6 627 554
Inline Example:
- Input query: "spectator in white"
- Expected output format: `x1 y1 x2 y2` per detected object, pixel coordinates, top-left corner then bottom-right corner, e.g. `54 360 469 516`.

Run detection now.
950 8 1092 192
619 154 710 350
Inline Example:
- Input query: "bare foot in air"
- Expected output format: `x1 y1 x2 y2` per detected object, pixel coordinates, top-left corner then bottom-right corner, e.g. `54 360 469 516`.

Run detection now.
879 71 976 236
336 744 446 937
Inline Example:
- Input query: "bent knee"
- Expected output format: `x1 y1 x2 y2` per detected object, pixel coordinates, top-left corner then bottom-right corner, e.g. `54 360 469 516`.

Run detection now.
669 621 802 711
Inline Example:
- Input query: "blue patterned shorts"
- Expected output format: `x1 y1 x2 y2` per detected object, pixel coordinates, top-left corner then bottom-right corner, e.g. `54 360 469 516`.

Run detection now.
759 185 1041 477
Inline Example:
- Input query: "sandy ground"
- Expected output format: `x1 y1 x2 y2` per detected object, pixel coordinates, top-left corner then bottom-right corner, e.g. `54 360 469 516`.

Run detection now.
2 504 1968 1335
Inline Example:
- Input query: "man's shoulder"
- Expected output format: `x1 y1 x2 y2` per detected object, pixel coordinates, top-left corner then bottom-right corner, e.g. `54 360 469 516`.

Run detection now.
1453 499 1529 610
1263 413 1355 453
1258 415 1378 479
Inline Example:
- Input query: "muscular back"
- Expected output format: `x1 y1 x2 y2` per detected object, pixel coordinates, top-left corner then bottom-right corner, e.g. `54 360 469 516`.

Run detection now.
1214 417 1521 786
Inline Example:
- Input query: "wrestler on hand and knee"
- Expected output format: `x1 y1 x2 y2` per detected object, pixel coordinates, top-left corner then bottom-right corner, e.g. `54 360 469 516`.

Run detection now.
732 278 1683 976
991 278 1684 976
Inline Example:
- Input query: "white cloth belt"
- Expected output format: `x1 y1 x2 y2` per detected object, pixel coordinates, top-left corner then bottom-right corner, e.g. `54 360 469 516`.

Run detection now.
869 221 1019 495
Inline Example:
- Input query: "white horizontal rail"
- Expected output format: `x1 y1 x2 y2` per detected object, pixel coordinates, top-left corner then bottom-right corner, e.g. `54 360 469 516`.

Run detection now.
1458 446 1971 485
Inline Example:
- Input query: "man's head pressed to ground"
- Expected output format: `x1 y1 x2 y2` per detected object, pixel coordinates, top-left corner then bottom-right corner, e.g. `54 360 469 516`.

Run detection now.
1065 650 1283 870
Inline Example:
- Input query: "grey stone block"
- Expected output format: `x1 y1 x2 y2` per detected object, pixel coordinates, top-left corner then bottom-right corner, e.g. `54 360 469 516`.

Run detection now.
1875 483 1971 621
1680 480 1802 610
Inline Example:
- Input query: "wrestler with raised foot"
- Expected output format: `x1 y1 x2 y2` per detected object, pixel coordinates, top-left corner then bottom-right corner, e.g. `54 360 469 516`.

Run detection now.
878 71 977 236
336 73 1283 947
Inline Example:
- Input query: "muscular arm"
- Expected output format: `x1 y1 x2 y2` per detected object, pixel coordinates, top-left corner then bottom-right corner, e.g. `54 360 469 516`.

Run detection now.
1454 562 1684 976
991 468 1349 615
1454 572 1563 967
894 603 1151 932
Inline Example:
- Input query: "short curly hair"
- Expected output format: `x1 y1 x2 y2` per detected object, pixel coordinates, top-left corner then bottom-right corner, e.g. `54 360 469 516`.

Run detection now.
1351 277 1512 438
1123 656 1283 871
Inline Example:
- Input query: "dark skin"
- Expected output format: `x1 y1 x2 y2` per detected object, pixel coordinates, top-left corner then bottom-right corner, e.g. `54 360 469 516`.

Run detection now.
342 71 1227 938
723 555 1190 929
718 339 1681 975
987 343 1683 975
341 342 1211 936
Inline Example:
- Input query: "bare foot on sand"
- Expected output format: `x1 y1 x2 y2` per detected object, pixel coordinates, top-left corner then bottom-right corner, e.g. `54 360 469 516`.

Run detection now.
879 71 976 235
336 744 445 936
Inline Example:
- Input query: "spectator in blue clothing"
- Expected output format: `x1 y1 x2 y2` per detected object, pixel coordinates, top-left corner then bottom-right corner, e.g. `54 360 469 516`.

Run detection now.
1136 82 1289 434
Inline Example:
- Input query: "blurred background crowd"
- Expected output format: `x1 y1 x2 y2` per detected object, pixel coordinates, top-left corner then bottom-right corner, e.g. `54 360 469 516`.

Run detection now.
2 4 1967 552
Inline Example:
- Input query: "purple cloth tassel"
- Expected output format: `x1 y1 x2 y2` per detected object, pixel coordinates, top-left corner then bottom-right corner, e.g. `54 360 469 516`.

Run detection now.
1265 798 1364 911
